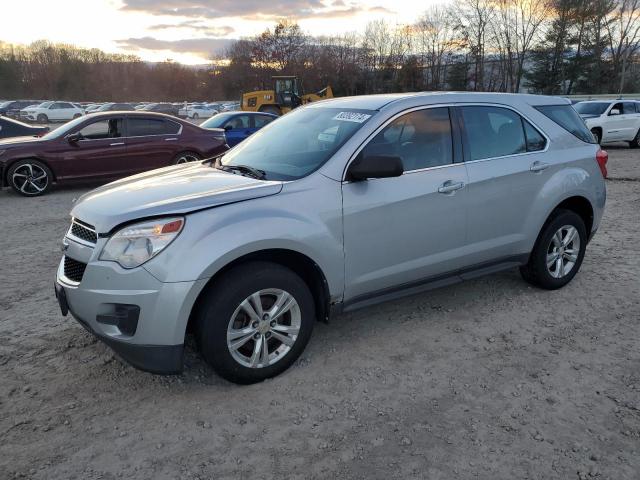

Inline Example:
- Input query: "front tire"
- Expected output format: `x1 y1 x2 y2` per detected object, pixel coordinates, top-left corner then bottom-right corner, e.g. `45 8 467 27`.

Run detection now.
520 209 587 290
37 114 48 124
196 262 315 384
7 159 53 196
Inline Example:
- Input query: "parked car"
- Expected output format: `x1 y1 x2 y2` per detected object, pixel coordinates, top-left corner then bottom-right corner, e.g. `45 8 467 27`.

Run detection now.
0 116 49 139
574 99 640 147
93 102 135 112
178 103 219 119
21 101 84 123
220 102 241 112
83 104 103 114
0 100 44 118
0 112 227 196
201 111 277 146
53 93 607 383
142 103 180 116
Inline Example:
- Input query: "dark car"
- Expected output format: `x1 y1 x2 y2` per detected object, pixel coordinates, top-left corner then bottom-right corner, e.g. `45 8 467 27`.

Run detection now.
0 116 49 139
201 111 277 147
94 102 135 112
0 100 42 118
0 112 227 196
141 103 180 117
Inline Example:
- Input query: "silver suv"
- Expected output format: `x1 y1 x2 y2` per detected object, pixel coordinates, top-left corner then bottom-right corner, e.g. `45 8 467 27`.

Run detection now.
55 93 607 384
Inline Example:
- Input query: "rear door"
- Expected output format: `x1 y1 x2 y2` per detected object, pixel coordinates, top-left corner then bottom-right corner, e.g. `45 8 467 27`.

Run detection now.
459 105 550 264
59 117 128 180
342 106 469 301
123 116 183 173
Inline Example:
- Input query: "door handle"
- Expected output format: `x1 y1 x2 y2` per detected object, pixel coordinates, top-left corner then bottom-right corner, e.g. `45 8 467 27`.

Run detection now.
165 137 178 141
530 161 550 172
109 142 124 146
438 181 465 194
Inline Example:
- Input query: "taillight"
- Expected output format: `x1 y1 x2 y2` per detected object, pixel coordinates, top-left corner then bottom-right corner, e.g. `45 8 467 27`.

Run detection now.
596 149 608 178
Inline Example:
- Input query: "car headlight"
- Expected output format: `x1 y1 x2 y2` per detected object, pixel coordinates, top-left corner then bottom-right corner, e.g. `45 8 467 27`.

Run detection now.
100 217 184 269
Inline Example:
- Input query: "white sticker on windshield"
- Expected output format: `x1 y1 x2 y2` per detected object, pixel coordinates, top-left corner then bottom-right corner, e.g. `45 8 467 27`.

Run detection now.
333 112 371 123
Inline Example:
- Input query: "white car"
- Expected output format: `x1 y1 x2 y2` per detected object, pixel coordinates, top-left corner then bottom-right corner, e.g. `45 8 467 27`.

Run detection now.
575 100 640 147
178 103 219 119
21 101 84 123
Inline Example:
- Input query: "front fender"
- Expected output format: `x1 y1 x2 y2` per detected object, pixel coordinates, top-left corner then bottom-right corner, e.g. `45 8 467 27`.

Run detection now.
143 174 345 299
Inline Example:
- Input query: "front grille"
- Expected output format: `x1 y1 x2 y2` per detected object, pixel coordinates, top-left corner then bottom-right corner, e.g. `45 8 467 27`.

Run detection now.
64 256 87 283
69 219 97 244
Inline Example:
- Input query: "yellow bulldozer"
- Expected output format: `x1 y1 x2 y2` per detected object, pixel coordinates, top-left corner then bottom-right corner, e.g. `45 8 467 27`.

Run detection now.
241 76 333 116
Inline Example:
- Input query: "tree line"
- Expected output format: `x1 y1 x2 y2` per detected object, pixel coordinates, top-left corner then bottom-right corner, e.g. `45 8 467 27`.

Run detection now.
1 0 639 103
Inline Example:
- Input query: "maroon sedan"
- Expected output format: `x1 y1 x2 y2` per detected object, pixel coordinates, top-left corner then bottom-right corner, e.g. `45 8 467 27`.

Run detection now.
0 112 228 196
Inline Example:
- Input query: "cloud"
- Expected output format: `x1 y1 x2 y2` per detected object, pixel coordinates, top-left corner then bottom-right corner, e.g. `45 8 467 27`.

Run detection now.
149 21 235 37
116 37 234 58
120 0 393 20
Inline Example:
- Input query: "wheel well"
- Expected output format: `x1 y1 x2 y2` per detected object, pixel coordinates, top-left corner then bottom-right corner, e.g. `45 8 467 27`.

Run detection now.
187 249 330 334
553 196 594 237
3 157 57 186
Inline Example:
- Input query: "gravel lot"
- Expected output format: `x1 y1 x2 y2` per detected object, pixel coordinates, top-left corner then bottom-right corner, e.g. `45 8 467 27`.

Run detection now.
1 146 639 480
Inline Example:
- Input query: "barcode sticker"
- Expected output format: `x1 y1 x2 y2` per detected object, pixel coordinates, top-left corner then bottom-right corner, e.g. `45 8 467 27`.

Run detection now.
333 112 371 123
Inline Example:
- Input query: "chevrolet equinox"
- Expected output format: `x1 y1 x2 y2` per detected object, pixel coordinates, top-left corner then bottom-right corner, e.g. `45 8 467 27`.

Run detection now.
55 93 607 384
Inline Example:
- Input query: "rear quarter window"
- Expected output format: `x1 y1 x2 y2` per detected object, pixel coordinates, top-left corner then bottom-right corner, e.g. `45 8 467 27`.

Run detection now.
535 105 596 144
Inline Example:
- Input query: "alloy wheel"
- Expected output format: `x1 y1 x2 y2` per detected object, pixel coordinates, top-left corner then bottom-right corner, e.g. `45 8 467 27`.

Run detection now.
226 288 301 368
12 163 49 195
175 154 199 164
546 225 580 279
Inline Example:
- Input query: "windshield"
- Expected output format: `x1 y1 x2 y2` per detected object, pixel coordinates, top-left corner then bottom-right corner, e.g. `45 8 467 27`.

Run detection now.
220 107 376 180
574 102 609 116
0 101 11 108
201 112 237 129
41 115 87 139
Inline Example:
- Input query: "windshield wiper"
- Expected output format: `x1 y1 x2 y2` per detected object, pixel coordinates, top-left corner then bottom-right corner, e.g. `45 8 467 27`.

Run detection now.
216 164 267 180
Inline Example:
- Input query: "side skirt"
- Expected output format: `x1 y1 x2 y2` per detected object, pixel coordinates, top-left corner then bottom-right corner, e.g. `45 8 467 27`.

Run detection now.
332 254 529 316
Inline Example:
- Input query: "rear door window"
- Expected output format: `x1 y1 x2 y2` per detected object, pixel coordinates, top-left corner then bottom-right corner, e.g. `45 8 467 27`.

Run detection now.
127 118 179 136
253 115 274 128
360 107 453 171
460 106 526 160
535 105 596 144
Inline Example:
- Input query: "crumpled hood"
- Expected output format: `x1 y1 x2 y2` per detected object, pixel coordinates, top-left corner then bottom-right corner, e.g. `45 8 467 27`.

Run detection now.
71 162 283 233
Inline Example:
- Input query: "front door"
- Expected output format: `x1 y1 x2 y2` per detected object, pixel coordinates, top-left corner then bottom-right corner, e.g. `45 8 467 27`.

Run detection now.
60 117 127 180
223 114 252 147
342 107 469 301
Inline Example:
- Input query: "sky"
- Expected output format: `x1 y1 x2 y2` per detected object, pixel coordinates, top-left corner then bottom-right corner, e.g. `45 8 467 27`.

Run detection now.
1 0 435 64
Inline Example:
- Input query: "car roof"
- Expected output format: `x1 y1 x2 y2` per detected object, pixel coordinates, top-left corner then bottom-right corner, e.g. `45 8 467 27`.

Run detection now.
309 91 570 111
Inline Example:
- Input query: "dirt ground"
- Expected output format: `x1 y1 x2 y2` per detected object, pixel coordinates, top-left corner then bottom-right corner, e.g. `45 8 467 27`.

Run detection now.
1 146 639 480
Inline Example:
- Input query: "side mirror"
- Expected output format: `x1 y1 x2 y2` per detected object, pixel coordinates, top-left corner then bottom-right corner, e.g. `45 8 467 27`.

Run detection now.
66 132 82 143
609 108 620 116
347 154 404 181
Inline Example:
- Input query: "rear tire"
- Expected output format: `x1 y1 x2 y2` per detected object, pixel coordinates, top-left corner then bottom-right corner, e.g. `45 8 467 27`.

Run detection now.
520 209 587 290
192 113 199 120
7 159 53 197
629 129 640 148
171 151 201 165
195 261 315 384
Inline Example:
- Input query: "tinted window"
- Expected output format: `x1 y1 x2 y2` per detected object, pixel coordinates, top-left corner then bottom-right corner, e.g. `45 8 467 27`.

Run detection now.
523 120 546 152
461 106 525 160
224 115 250 129
361 107 453 171
622 102 636 114
254 115 273 128
78 119 123 139
127 118 178 136
535 105 596 144
574 102 609 116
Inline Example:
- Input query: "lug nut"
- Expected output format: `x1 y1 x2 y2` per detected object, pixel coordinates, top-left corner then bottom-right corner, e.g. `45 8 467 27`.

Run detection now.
253 333 260 340
270 320 276 327
265 332 271 338
252 321 259 329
